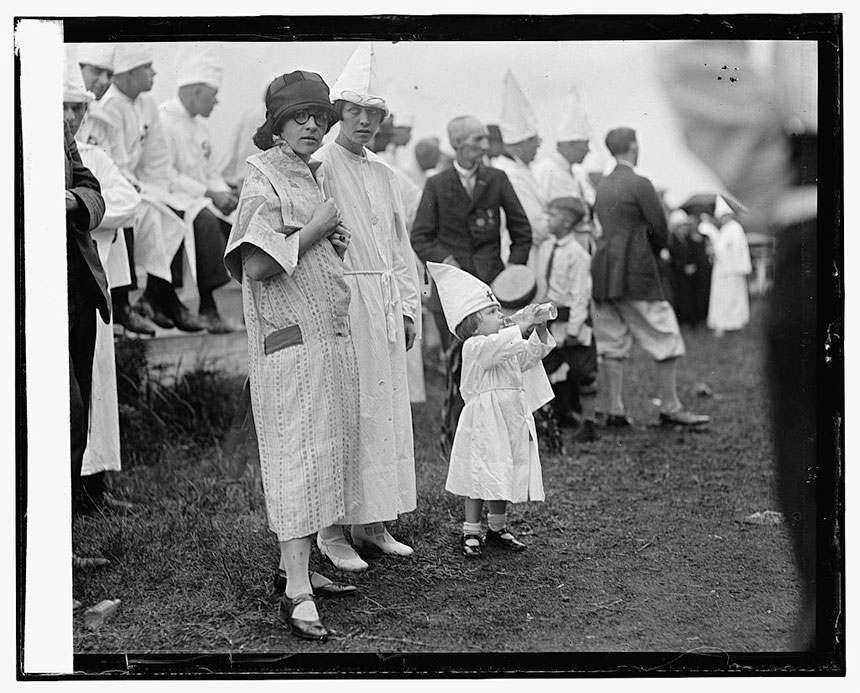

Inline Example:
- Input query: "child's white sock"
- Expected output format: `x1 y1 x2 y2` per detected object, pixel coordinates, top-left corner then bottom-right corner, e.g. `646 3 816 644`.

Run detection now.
462 521 482 535
487 513 507 532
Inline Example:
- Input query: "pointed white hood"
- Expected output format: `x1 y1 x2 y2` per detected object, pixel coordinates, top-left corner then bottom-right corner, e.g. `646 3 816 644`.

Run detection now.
557 86 592 142
714 195 734 218
499 70 539 145
427 262 499 335
330 42 390 116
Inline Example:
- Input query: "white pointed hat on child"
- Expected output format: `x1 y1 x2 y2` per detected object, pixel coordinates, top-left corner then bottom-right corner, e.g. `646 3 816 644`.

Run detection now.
427 262 500 336
714 194 733 218
557 86 592 142
64 46 96 103
330 42 390 117
499 70 539 145
175 43 224 89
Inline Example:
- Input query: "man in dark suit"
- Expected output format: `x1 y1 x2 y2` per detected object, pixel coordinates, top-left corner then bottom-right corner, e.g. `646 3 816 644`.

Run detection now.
65 120 109 513
592 127 708 428
411 115 532 446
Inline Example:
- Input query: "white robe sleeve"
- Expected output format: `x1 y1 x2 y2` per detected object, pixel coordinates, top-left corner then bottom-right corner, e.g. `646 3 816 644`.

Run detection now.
466 325 527 370
81 147 142 231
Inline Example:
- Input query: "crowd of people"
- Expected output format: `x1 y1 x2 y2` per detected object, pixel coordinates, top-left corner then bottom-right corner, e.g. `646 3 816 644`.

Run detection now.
66 42 776 643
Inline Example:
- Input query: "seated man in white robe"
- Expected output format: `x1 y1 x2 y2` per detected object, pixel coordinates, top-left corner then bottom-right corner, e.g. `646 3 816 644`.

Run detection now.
78 43 203 332
159 44 237 333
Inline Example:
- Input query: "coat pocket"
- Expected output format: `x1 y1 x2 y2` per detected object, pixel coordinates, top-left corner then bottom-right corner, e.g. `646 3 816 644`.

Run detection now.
264 324 303 354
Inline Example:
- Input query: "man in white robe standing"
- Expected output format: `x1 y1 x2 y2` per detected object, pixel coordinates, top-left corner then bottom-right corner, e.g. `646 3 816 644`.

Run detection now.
533 86 598 237
78 43 203 332
313 43 422 571
65 50 140 511
159 44 238 333
493 71 548 270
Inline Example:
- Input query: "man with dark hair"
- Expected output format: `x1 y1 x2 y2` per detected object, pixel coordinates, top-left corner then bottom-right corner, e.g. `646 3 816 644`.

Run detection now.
591 127 708 428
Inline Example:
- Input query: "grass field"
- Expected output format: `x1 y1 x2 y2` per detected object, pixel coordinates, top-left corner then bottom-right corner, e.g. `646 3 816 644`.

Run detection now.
72 297 802 658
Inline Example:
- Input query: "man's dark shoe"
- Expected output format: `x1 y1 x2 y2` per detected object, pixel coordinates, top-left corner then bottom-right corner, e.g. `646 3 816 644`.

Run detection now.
116 304 156 336
605 414 634 428
135 295 175 329
164 300 204 332
659 409 710 427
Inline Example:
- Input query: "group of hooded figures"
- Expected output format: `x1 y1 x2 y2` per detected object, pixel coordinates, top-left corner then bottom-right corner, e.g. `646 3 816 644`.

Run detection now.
65 41 759 642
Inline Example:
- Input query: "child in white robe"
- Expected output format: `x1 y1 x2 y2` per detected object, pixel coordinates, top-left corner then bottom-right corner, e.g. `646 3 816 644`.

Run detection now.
427 262 555 558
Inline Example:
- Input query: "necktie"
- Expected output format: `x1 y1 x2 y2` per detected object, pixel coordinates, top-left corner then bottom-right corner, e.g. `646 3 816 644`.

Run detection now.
545 241 559 287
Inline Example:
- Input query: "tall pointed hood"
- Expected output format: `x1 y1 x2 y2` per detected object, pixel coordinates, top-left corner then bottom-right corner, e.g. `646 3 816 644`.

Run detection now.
427 262 499 336
499 70 539 145
113 43 154 75
714 194 733 218
330 42 390 117
556 86 592 142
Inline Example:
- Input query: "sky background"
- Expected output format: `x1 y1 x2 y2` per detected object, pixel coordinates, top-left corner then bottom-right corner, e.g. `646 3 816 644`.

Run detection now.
80 38 816 209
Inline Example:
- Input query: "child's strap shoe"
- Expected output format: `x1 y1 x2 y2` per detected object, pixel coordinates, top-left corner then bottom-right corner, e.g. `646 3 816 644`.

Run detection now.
486 528 527 552
460 533 484 558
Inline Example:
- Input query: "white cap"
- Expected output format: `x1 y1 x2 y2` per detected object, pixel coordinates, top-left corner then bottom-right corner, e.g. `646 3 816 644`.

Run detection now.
64 46 95 103
499 70 539 145
714 194 733 218
113 43 154 75
330 42 389 116
668 209 691 228
427 262 499 336
556 86 592 142
175 43 223 89
76 43 114 71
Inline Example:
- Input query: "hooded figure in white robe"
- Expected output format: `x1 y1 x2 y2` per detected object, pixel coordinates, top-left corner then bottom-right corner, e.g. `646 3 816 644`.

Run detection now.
707 196 753 333
492 71 548 270
312 43 421 565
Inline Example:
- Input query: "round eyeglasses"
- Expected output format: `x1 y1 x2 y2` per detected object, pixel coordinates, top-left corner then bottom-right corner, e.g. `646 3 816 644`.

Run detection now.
291 109 333 128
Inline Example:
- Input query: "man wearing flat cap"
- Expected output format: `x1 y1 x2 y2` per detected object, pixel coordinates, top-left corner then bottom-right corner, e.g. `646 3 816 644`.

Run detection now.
412 114 532 447
159 44 237 333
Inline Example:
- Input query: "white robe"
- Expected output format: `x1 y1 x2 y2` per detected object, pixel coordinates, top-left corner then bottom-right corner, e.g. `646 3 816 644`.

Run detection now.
315 142 422 524
707 218 753 331
492 154 548 271
388 164 427 403
77 143 141 477
79 86 195 285
446 326 555 503
158 96 234 225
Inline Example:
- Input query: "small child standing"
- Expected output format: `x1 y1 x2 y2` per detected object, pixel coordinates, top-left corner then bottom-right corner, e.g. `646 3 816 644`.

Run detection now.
535 196 600 442
426 262 556 558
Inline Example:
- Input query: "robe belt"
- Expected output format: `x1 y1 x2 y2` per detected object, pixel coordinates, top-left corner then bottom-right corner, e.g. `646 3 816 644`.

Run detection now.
344 269 399 343
471 386 525 395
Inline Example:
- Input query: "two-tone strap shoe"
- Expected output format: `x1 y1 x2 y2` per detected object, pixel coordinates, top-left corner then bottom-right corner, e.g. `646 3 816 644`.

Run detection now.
658 409 710 427
278 593 328 641
272 571 358 600
605 413 634 428
485 528 527 552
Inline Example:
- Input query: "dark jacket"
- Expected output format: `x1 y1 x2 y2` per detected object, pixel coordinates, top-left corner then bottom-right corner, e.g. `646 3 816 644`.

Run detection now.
65 121 109 323
592 163 669 301
411 163 531 286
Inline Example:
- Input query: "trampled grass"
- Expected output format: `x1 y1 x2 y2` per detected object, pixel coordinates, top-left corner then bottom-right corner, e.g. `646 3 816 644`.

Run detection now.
72 299 802 659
